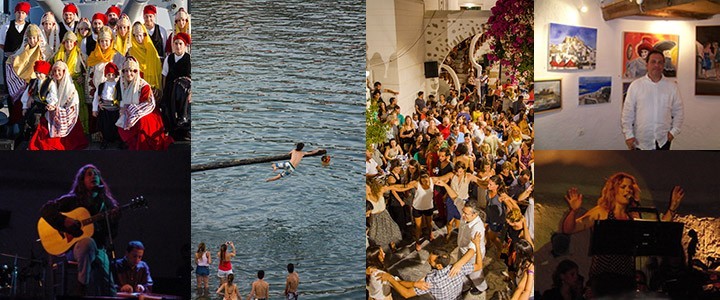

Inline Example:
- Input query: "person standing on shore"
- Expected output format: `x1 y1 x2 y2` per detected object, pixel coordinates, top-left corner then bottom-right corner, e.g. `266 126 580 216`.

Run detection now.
284 263 299 300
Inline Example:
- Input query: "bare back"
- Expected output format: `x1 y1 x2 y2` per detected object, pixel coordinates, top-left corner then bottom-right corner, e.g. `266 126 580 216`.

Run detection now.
286 272 299 293
250 280 269 299
289 150 305 167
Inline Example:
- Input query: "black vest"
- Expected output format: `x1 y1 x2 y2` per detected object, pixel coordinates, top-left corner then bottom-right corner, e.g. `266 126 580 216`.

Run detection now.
97 81 122 110
85 36 97 56
28 78 52 108
58 22 76 42
4 21 29 54
166 53 191 83
149 24 164 56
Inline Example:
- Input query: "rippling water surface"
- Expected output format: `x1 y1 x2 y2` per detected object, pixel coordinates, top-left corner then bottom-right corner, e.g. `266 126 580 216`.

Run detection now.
191 0 365 298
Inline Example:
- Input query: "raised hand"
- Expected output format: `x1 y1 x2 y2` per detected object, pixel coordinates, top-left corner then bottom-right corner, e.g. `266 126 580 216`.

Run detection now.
670 186 684 211
565 187 583 211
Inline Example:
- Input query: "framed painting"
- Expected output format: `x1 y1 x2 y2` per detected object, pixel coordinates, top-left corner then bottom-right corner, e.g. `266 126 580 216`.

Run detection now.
578 76 611 105
695 26 720 95
622 32 679 79
548 23 597 70
535 79 562 112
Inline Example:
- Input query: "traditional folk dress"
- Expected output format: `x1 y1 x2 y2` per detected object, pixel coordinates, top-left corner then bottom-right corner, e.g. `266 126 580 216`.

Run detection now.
5 24 44 125
85 26 125 135
29 62 88 150
116 59 173 150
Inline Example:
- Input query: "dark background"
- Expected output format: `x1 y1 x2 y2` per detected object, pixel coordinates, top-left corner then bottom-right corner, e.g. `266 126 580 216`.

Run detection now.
0 151 190 298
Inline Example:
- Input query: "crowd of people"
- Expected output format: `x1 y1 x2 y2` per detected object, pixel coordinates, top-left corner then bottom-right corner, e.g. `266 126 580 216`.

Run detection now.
195 241 300 300
1 2 191 150
365 74 535 299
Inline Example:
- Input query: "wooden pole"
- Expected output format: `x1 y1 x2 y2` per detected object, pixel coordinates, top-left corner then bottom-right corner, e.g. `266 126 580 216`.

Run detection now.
191 149 327 172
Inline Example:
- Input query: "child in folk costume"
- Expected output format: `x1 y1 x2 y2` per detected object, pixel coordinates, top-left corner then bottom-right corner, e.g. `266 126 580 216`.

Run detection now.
28 61 88 150
85 25 124 136
20 60 53 135
92 63 122 149
116 57 173 150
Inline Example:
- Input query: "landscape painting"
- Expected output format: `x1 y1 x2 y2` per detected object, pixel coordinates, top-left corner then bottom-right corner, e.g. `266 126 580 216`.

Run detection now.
535 79 562 112
548 23 597 70
578 76 611 105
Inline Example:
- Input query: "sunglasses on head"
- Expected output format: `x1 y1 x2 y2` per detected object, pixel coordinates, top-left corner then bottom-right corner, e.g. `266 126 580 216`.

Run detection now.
122 69 139 74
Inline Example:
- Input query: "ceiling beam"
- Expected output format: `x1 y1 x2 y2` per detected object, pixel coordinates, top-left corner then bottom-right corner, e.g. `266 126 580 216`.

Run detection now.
602 0 720 20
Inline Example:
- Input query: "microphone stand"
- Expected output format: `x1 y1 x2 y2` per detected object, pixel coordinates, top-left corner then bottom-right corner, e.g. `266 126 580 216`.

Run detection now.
99 193 116 261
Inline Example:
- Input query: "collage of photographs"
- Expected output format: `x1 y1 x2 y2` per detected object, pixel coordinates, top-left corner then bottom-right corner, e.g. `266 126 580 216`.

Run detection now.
0 0 718 299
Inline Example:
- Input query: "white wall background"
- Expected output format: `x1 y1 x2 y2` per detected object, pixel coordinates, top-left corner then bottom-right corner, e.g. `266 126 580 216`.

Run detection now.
535 0 720 150
367 0 428 116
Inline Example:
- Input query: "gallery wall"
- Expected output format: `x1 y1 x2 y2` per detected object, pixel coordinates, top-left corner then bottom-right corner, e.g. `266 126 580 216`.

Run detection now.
535 0 720 150
367 0 428 116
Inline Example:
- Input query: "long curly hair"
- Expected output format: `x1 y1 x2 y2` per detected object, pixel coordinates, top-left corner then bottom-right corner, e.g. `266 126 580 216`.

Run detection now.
69 164 117 207
597 172 640 212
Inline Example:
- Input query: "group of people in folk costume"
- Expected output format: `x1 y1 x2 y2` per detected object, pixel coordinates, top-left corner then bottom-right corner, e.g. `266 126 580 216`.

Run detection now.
2 2 191 150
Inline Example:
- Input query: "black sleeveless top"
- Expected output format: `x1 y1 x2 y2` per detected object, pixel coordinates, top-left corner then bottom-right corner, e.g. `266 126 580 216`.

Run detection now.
4 21 29 54
58 22 76 43
85 36 97 56
149 24 164 56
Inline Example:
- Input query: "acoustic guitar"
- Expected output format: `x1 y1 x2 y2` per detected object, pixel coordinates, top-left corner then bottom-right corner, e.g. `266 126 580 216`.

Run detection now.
37 196 147 255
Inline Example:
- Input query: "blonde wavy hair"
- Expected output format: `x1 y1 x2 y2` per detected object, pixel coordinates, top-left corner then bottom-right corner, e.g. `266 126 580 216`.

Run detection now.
597 172 640 212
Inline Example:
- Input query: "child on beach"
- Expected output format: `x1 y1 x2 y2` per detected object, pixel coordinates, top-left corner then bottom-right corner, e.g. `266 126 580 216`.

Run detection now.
266 143 322 182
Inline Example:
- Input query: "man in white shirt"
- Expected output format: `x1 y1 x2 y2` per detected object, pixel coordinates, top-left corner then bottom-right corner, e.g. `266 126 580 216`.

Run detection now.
449 201 487 295
622 50 683 150
80 13 107 55
143 5 168 61
366 150 381 178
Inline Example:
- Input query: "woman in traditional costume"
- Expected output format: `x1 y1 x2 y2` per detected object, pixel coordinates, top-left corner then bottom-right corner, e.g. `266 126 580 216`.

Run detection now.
113 15 132 55
28 61 88 150
116 57 173 150
5 24 44 127
40 12 61 60
53 31 87 134
128 21 162 91
165 8 191 56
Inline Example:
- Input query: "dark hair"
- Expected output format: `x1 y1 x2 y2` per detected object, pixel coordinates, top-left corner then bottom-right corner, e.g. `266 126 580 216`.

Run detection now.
513 238 534 271
287 263 295 273
126 240 144 252
645 50 664 64
296 143 304 151
430 249 451 267
227 273 234 284
428 94 436 99
70 164 117 206
417 91 424 97
456 144 468 156
366 245 385 269
552 259 579 288
197 242 206 253
220 243 227 264
372 90 381 96
258 270 265 279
